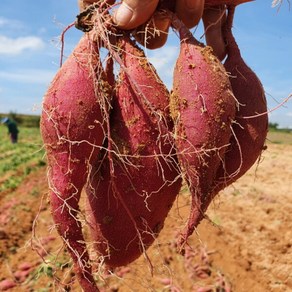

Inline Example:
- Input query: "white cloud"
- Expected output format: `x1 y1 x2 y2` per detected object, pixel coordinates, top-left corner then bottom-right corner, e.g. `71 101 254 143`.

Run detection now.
0 17 26 30
0 69 55 85
0 35 45 55
145 44 180 88
147 46 178 71
38 27 47 34
0 17 13 27
0 17 7 26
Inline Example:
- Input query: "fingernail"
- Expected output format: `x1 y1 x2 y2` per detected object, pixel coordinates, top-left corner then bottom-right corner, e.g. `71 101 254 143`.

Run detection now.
113 3 133 27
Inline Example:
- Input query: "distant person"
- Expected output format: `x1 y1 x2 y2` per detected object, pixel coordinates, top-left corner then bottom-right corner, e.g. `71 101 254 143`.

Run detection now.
1 117 19 144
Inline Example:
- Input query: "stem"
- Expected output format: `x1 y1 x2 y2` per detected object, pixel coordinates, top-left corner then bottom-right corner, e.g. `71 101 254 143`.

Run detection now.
224 5 241 58
169 12 202 46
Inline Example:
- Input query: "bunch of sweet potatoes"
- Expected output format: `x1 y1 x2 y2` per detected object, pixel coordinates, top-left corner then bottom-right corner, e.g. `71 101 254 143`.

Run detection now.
40 2 267 291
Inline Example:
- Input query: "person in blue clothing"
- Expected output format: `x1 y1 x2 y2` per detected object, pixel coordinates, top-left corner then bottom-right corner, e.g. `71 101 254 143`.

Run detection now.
1 117 19 144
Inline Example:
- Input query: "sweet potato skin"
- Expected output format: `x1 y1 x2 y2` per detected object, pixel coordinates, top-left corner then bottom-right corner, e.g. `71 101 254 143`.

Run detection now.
214 6 268 190
41 35 110 291
170 18 236 243
86 38 181 267
189 6 268 230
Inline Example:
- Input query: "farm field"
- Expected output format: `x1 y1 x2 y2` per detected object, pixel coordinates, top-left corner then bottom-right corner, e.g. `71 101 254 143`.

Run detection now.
0 127 291 291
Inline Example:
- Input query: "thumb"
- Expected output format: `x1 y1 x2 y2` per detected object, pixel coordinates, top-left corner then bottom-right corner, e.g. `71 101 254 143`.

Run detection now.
113 0 159 30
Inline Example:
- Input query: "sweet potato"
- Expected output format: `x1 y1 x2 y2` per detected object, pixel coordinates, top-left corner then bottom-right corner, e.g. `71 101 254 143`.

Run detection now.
182 5 268 230
40 34 111 291
214 5 268 189
170 16 236 247
0 279 16 291
85 36 182 267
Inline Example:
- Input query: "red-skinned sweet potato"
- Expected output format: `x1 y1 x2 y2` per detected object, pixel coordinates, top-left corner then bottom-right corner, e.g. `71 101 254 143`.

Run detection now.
85 36 182 267
170 16 236 247
0 279 16 291
181 5 268 231
214 5 268 189
40 34 111 292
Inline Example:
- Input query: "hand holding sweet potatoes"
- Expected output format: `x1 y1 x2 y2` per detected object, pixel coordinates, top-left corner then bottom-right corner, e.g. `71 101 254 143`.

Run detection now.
39 2 268 290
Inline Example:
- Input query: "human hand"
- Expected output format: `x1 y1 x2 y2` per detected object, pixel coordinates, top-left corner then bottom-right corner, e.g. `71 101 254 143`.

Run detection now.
79 0 204 29
79 0 204 48
78 0 226 59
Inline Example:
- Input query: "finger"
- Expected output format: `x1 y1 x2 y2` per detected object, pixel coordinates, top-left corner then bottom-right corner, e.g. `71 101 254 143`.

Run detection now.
175 0 205 28
113 0 159 30
202 5 227 61
133 12 171 49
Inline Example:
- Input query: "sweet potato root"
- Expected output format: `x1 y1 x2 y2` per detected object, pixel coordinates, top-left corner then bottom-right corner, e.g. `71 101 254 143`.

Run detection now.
40 34 111 291
170 16 236 247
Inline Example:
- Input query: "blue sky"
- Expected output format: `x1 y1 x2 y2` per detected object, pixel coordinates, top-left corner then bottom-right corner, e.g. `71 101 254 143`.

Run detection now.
0 0 291 127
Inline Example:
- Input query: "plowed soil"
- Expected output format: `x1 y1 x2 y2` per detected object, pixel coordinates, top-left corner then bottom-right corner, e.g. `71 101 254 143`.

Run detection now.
0 134 291 292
